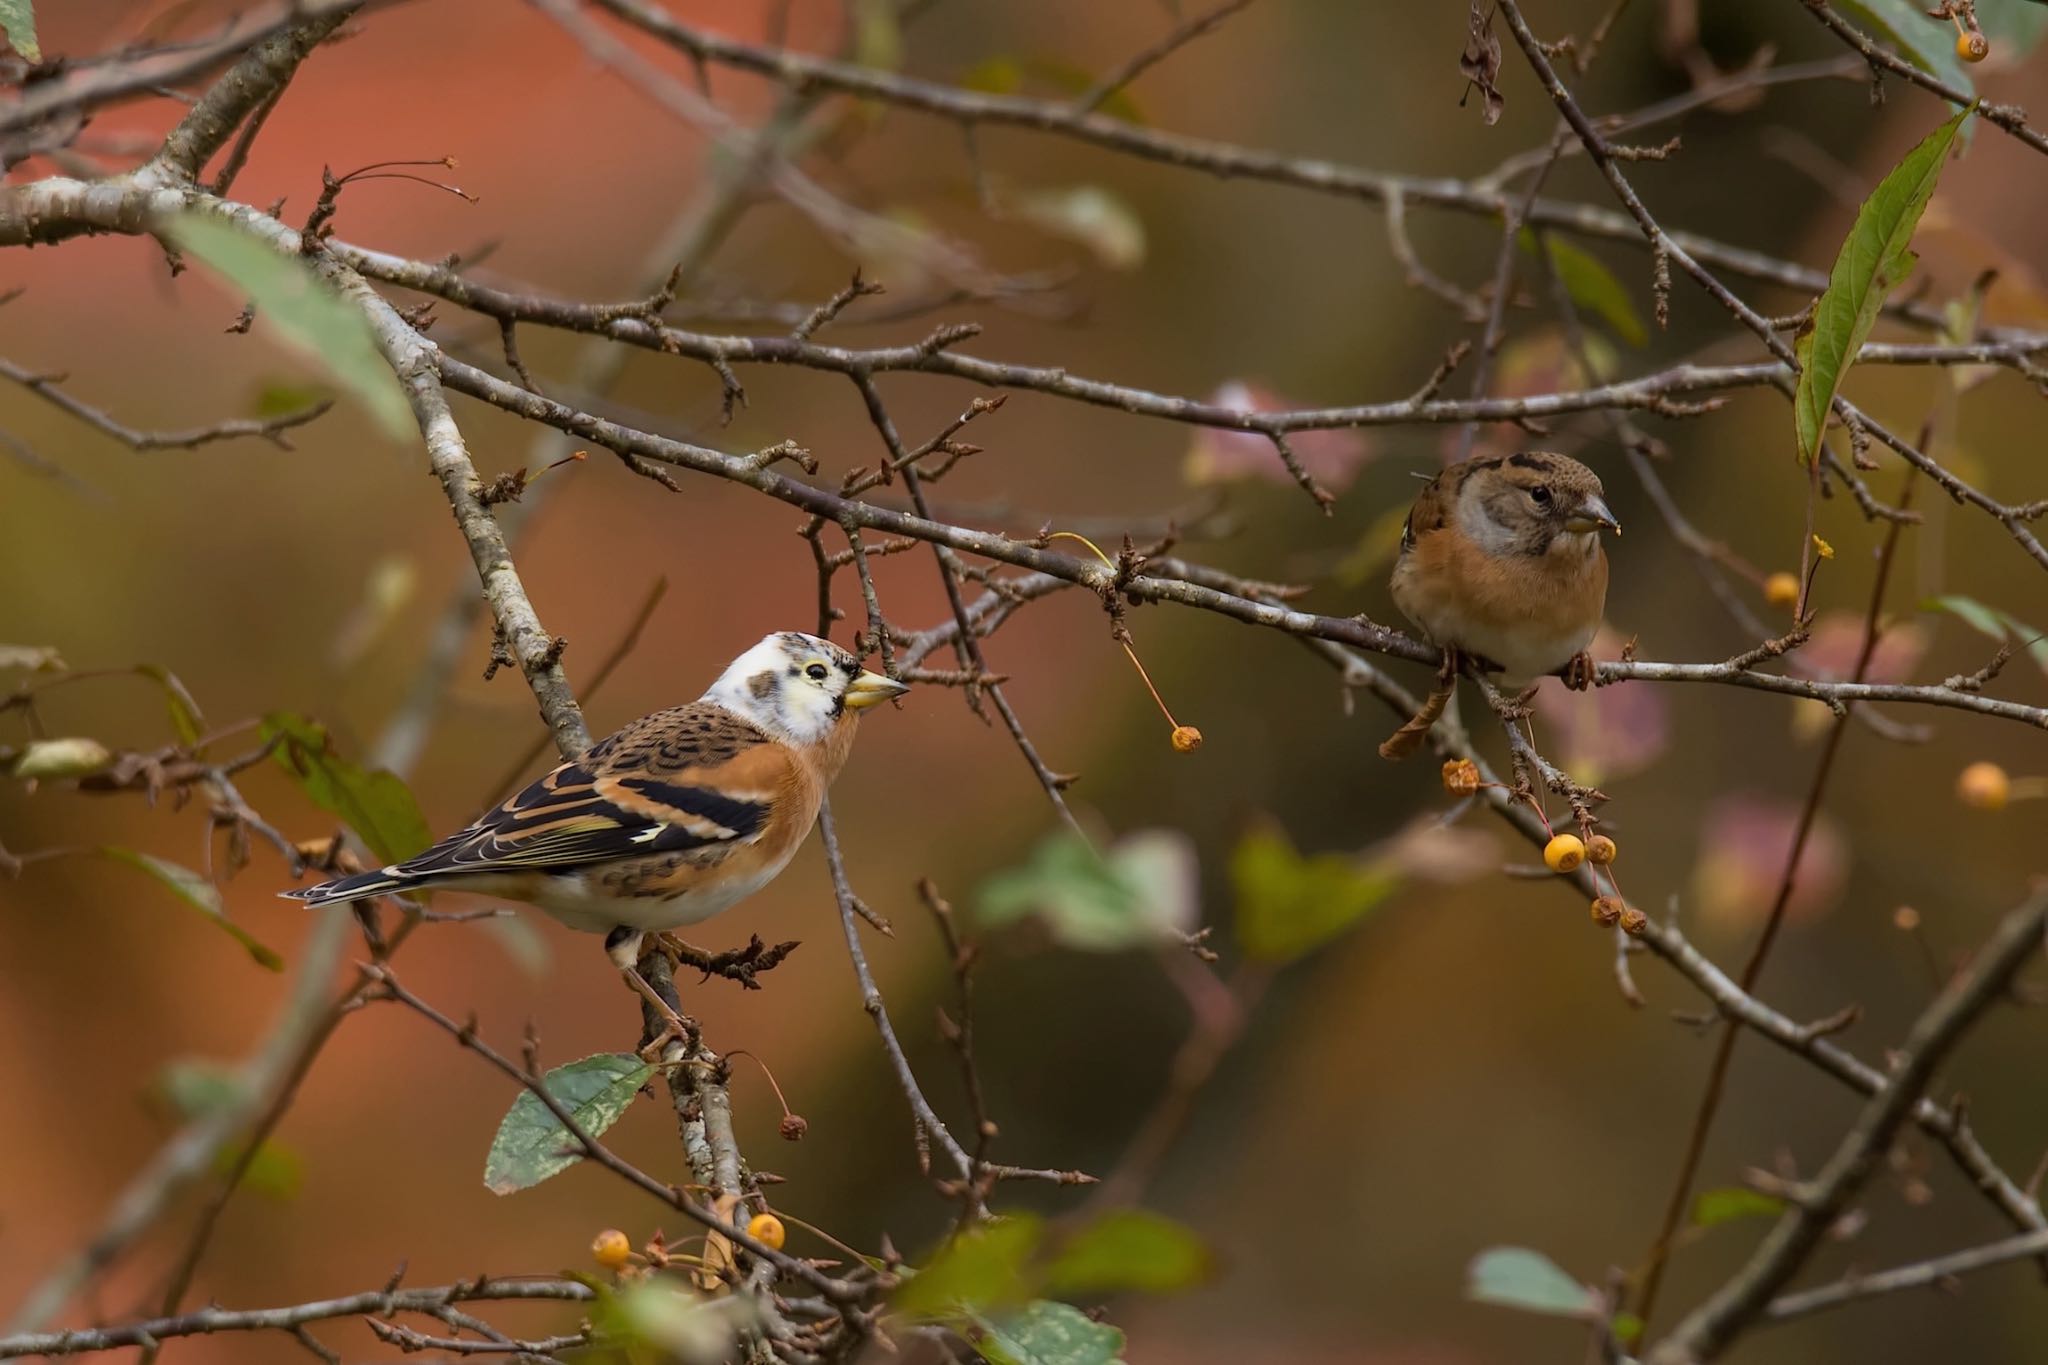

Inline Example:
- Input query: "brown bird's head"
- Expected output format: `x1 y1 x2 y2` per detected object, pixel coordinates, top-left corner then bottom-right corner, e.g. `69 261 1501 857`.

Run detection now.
1452 451 1619 557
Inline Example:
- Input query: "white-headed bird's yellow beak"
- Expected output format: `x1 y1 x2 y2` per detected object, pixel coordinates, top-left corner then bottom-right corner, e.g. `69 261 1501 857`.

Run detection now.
845 671 911 710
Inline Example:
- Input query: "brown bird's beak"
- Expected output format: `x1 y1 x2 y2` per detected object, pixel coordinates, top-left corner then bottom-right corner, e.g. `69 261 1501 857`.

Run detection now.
1566 496 1621 536
845 671 911 710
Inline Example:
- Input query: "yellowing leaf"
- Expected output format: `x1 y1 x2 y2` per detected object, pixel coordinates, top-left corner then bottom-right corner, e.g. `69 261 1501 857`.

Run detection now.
12 737 112 780
1793 104 1972 463
0 0 38 62
163 213 412 440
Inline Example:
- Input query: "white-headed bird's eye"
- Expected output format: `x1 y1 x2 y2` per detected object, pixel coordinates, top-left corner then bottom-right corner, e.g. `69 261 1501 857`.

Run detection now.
1529 484 1552 505
805 662 830 681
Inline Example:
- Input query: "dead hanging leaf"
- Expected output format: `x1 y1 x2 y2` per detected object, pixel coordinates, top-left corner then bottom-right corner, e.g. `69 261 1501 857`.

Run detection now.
1460 0 1505 126
694 1192 744 1292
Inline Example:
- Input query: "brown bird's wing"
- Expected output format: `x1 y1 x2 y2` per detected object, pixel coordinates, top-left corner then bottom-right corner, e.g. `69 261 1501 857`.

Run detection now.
1399 465 1463 555
389 704 794 879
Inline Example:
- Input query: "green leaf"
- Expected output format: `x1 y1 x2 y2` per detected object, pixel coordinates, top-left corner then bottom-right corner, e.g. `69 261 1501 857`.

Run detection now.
1465 1246 1597 1318
1044 1210 1211 1297
1006 185 1147 270
134 664 207 746
1520 231 1646 345
0 644 63 671
1793 103 1972 464
1985 2 2048 57
262 713 432 864
852 0 902 71
978 831 1196 952
1834 1 1976 94
1691 1186 1786 1228
972 1301 1126 1365
1923 595 2048 675
156 1058 248 1118
97 846 284 970
162 213 412 440
214 1138 303 1200
0 0 38 62
959 56 1145 124
483 1052 653 1194
894 1216 1045 1319
1231 823 1399 964
12 737 113 780
592 1280 738 1359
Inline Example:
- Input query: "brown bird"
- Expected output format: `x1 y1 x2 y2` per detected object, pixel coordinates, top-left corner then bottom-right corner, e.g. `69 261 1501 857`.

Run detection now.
1382 451 1619 756
283 631 908 1015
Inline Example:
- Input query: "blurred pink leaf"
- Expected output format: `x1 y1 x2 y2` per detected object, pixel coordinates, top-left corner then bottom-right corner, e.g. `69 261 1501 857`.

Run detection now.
1531 628 1669 785
1443 329 1616 462
1369 815 1499 883
1691 795 1848 929
1791 613 1927 684
1184 381 1373 492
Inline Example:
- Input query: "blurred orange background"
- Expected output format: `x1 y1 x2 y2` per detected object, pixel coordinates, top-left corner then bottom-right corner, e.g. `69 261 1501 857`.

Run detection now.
4 2 2047 1361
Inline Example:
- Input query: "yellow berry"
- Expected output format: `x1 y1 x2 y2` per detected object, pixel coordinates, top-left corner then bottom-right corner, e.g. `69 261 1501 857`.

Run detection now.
1170 725 1203 753
1544 833 1586 873
1591 895 1623 927
1957 761 2010 811
1763 572 1800 609
592 1229 632 1269
1619 906 1649 937
1586 834 1617 865
746 1212 786 1252
1441 758 1480 797
1958 30 1989 62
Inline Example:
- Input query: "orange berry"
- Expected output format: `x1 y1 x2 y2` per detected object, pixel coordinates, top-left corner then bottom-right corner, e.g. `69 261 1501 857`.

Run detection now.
746 1212 786 1252
592 1229 632 1269
1591 896 1624 927
1441 758 1481 797
1957 761 2010 811
1544 833 1586 873
1586 834 1617 865
1957 30 1989 62
1170 725 1203 753
1763 572 1800 609
1619 906 1649 937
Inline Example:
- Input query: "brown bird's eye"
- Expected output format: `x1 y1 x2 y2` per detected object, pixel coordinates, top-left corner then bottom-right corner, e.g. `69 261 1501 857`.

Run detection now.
1530 485 1553 505
806 663 830 681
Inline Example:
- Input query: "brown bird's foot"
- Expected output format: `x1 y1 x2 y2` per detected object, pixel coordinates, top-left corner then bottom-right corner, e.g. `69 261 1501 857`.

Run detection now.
621 964 694 1049
1380 647 1459 761
654 932 801 991
1561 650 1596 691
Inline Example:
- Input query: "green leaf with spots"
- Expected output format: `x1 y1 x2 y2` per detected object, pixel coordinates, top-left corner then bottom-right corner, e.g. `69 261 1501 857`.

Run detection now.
1793 103 1971 464
262 713 432 864
163 212 412 440
972 1301 1126 1365
484 1053 654 1194
98 847 283 970
1231 822 1399 963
